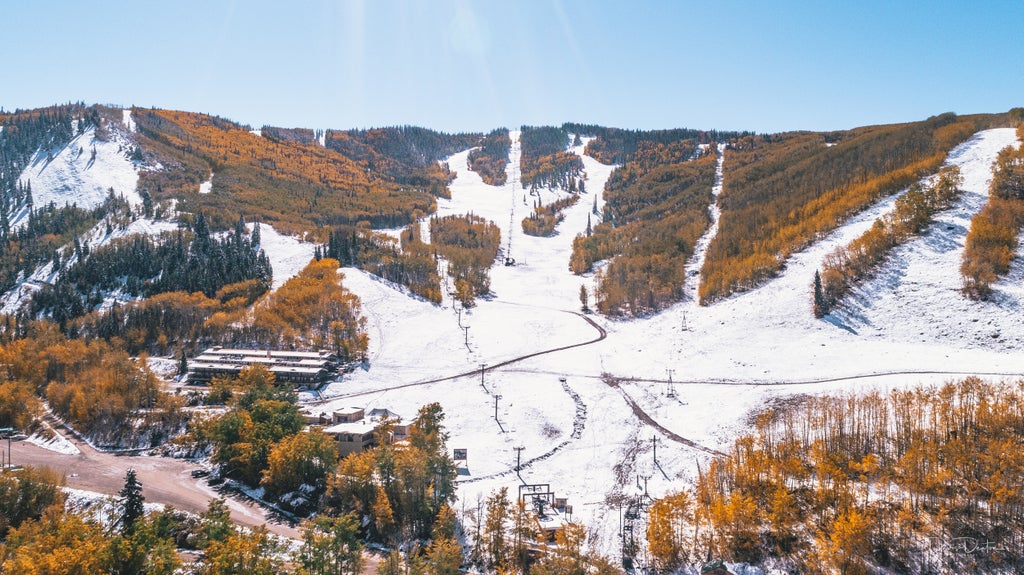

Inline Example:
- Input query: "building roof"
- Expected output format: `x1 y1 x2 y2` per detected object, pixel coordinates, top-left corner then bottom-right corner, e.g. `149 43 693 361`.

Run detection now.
323 420 377 436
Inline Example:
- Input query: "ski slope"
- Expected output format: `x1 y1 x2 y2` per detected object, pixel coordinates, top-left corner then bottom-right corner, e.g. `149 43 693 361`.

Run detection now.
318 128 1024 554
13 122 142 228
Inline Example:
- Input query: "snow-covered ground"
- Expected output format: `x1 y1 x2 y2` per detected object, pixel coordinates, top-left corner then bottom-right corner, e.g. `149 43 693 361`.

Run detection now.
13 123 141 228
314 128 1024 554
250 223 316 290
6 116 1023 556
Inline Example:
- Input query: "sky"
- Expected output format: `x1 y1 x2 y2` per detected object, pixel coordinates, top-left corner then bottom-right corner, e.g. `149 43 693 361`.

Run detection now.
3 1 1022 134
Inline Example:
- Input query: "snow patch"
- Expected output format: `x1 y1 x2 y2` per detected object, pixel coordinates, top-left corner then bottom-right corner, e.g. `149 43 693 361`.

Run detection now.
122 109 137 133
26 431 80 456
199 172 213 194
250 223 316 290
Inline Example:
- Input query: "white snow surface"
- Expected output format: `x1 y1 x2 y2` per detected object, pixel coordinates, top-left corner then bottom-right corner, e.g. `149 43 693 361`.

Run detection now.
308 128 1024 555
251 224 316 290
199 172 213 194
122 109 137 133
13 124 141 227
26 431 80 456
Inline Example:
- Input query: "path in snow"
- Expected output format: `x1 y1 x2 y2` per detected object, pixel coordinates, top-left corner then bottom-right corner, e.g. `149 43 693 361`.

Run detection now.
682 142 726 303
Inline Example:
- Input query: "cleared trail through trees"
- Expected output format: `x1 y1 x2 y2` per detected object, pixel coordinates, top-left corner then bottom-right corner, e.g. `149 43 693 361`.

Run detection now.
683 142 725 303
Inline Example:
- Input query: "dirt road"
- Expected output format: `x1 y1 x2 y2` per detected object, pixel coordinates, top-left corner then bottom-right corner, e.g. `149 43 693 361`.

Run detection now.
11 434 301 539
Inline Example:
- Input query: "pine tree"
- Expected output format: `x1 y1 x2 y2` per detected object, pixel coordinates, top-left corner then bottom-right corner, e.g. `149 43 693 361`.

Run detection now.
118 468 145 535
813 270 827 318
251 221 261 246
586 213 592 237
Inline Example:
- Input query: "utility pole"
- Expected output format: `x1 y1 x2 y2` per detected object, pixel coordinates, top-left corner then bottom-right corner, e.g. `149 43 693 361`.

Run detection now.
463 325 470 347
666 368 676 398
480 363 487 388
494 395 502 423
514 446 525 471
456 306 463 328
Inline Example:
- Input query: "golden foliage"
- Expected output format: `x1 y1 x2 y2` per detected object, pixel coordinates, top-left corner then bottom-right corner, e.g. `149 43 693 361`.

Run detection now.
817 166 962 314
133 109 438 234
961 138 1024 298
700 115 979 304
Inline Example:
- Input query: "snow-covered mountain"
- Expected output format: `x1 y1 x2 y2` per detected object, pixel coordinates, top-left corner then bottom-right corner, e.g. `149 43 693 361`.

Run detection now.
8 107 1024 555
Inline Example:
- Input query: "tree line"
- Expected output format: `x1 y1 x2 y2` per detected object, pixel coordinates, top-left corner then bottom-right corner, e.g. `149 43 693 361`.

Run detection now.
563 122 745 165
961 123 1024 299
644 377 1024 574
814 165 962 316
699 113 999 305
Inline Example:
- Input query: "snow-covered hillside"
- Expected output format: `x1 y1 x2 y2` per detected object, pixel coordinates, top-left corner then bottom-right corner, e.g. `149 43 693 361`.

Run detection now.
13 122 141 228
315 128 1024 554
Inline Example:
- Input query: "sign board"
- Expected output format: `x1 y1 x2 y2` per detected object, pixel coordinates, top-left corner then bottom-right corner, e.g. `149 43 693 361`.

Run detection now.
453 448 467 461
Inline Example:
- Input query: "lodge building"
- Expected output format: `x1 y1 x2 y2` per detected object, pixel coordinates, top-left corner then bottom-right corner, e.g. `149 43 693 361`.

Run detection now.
186 347 339 387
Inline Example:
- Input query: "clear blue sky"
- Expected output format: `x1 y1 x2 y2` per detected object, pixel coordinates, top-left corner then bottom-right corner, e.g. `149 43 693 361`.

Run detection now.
3 1 1022 134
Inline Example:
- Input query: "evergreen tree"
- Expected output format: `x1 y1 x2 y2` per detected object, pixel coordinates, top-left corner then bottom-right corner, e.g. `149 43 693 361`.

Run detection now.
813 270 827 318
118 468 145 535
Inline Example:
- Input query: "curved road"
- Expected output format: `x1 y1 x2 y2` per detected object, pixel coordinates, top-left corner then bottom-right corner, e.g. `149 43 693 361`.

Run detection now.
12 429 300 539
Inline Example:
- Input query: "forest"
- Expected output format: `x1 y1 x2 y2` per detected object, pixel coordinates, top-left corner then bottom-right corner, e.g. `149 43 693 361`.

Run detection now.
132 109 464 234
0 320 185 449
564 122 744 165
698 113 993 305
519 126 584 191
467 129 511 186
815 166 962 316
643 377 1024 574
29 213 271 328
961 123 1024 299
571 147 718 316
430 214 501 306
322 223 443 303
521 194 579 237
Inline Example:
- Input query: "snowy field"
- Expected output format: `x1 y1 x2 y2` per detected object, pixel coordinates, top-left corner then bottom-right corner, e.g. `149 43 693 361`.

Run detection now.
9 113 1024 554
